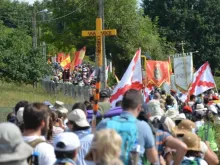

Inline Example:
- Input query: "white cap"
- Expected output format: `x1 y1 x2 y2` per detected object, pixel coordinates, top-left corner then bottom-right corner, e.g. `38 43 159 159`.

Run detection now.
54 132 80 152
67 109 90 127
16 107 24 123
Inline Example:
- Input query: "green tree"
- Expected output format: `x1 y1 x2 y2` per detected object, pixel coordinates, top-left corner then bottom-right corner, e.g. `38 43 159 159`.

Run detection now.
142 0 220 71
42 0 169 76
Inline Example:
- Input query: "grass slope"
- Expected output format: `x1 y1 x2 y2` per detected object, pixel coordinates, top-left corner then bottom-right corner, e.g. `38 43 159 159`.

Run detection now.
0 81 74 107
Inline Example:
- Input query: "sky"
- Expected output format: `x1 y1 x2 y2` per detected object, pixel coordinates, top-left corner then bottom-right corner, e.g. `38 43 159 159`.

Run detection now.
18 0 141 5
17 0 42 4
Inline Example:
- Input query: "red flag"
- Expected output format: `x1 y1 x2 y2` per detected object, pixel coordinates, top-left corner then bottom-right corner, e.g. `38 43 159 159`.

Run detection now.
57 52 65 63
60 54 71 69
168 56 172 74
110 49 143 107
70 47 86 72
189 62 216 96
146 60 170 87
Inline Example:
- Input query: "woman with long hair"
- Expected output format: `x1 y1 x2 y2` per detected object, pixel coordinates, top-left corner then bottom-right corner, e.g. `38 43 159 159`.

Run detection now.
85 129 123 165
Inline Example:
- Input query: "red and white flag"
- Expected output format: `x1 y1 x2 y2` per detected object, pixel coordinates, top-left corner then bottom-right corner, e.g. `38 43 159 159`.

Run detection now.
189 62 216 96
110 49 143 107
143 86 153 103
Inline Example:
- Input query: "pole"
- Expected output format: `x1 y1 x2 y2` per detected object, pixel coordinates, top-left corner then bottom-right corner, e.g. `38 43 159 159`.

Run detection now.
99 0 106 89
32 8 37 50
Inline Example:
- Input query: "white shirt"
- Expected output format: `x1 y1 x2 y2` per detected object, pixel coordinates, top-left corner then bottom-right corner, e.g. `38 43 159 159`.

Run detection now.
182 156 208 165
23 135 56 165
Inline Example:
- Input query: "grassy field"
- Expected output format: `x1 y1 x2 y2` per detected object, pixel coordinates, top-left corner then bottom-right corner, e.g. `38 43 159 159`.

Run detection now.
0 81 74 107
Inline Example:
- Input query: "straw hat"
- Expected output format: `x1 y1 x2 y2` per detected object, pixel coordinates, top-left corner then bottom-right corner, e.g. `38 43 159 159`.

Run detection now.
195 104 207 112
172 119 196 136
183 132 201 152
165 109 179 119
50 101 68 114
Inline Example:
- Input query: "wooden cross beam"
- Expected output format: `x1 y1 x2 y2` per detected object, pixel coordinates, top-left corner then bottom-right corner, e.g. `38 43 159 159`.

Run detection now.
82 18 117 132
82 18 117 67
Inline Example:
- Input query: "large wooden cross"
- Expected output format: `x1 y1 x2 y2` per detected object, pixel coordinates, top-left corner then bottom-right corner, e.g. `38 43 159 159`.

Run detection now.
82 18 117 67
82 18 116 132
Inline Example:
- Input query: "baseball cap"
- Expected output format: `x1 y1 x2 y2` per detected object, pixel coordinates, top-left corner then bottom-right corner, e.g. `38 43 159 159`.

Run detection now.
54 132 80 152
0 123 33 163
100 89 110 98
67 109 90 127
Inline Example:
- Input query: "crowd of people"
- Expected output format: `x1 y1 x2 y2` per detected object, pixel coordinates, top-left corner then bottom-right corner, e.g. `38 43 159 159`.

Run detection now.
2 88 220 165
51 63 96 87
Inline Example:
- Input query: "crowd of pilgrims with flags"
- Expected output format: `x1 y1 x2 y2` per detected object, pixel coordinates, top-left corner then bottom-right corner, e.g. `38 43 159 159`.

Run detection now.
2 48 220 165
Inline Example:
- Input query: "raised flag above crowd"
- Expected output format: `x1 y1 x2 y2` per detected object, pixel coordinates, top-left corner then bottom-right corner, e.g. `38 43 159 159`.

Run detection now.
110 48 143 107
189 62 216 96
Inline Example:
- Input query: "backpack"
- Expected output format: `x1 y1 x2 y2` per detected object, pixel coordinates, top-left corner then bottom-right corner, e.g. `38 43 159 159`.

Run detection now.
106 116 138 165
27 139 45 165
150 116 169 132
181 158 201 165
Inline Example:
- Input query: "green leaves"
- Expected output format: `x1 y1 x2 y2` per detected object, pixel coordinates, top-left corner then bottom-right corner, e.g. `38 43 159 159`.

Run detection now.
142 0 220 71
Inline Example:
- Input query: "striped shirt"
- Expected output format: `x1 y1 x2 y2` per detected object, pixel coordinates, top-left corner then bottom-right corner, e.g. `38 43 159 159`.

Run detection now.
155 130 171 155
74 129 94 165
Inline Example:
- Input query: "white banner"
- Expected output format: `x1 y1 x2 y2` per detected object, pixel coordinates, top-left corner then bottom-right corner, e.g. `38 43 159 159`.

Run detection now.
170 74 178 92
174 53 193 91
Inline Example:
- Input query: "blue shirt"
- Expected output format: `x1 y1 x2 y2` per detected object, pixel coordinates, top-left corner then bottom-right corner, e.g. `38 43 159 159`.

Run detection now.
74 129 94 165
96 111 155 165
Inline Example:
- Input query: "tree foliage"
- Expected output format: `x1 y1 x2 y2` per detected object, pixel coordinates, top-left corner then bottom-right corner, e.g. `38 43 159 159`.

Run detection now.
142 0 220 71
0 0 169 82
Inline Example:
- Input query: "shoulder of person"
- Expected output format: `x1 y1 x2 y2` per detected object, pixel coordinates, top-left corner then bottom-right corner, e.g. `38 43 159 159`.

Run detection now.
80 134 94 142
96 118 110 130
35 141 55 153
137 119 152 130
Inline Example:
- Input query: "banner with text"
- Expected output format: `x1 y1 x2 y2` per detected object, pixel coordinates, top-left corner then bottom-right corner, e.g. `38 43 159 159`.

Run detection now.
174 53 193 91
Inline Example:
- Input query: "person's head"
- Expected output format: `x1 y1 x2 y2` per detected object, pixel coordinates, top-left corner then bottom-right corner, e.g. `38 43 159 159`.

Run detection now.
122 89 143 117
153 92 161 100
7 112 17 124
85 129 123 165
182 132 202 158
67 109 90 131
166 95 174 106
190 95 196 102
89 96 95 105
115 100 122 107
54 132 80 161
72 102 87 112
84 101 93 110
208 90 214 99
14 101 28 115
0 123 32 165
23 103 50 136
100 89 111 102
172 119 196 138
147 99 164 118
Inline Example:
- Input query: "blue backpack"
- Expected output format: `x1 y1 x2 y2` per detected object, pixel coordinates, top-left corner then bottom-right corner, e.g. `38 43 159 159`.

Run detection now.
106 116 138 165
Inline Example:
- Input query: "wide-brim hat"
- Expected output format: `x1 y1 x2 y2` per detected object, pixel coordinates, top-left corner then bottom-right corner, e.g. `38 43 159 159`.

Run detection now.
147 100 164 117
0 123 33 162
165 109 179 119
50 101 68 114
172 119 196 136
183 132 201 152
195 104 207 112
173 113 186 121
